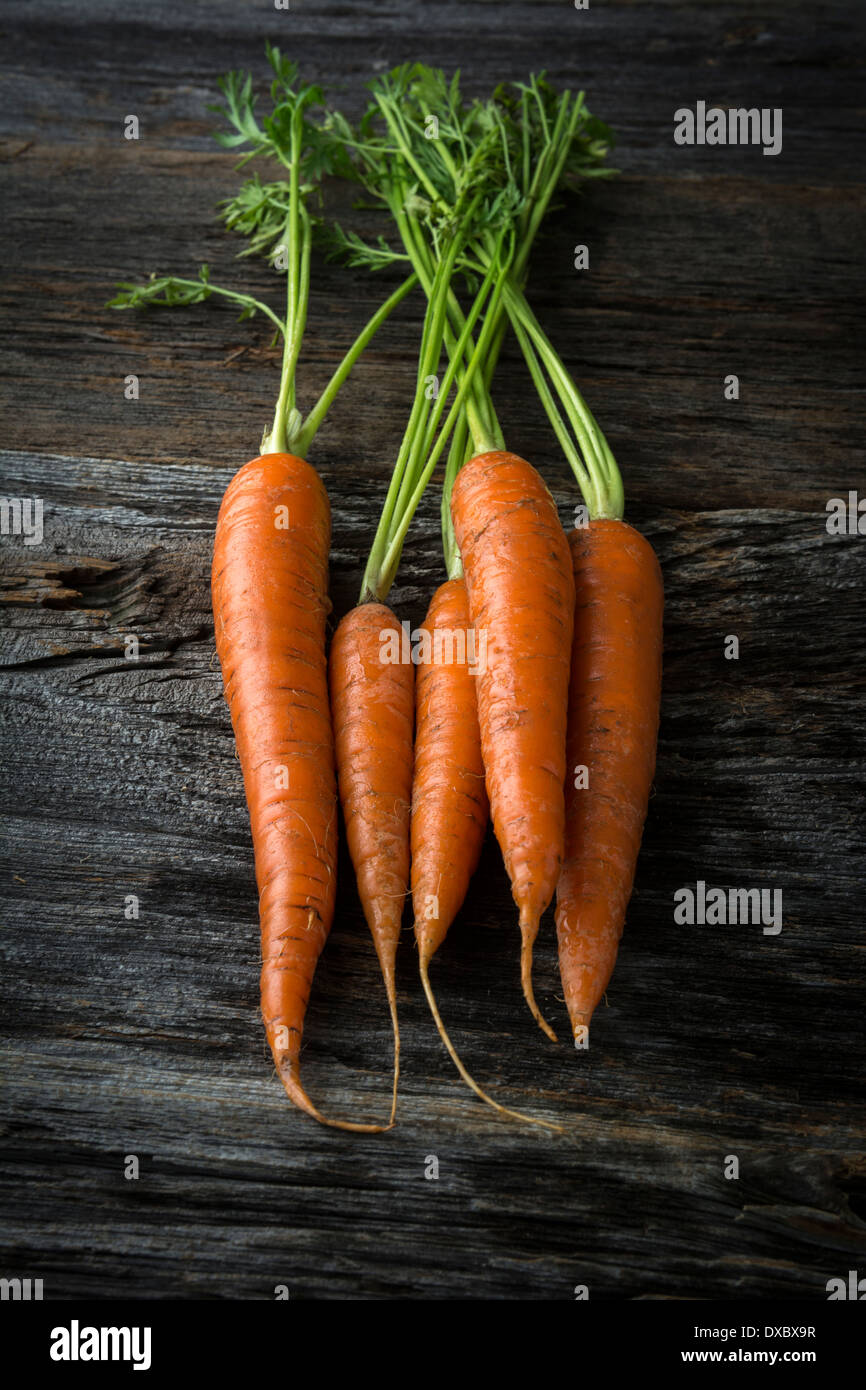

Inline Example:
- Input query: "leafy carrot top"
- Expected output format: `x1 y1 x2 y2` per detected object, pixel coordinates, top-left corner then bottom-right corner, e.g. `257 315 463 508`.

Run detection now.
109 44 415 458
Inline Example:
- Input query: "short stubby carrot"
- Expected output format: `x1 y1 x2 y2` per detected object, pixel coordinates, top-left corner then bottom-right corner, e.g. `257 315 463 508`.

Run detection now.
555 520 663 1044
412 578 488 966
212 453 386 1132
330 602 414 1123
451 450 575 1041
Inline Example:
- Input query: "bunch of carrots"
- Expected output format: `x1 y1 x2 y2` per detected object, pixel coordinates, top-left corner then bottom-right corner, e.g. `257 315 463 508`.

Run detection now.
112 50 663 1134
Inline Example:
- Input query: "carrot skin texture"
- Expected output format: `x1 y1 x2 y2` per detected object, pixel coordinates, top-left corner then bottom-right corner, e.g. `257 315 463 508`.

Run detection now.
330 602 414 1076
451 451 575 1038
555 520 663 1041
412 578 488 966
212 454 385 1132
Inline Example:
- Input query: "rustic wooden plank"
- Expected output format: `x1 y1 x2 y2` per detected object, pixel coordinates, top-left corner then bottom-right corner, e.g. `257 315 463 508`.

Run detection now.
1 450 864 1298
3 1 863 183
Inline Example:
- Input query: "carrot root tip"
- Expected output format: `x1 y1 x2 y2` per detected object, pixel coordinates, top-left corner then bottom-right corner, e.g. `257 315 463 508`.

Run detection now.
518 925 559 1044
420 959 562 1133
275 1057 393 1134
384 978 401 1130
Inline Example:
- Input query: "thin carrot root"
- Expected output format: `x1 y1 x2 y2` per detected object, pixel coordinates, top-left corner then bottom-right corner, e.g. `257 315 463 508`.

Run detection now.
380 968 401 1130
419 953 562 1133
519 910 559 1043
276 1059 394 1134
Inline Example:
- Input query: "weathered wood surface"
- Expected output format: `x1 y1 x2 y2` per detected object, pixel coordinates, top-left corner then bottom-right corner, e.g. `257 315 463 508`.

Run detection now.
1 0 865 1300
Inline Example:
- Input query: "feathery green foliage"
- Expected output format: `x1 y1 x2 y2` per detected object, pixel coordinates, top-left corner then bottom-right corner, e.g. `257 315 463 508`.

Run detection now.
108 46 416 457
322 63 624 528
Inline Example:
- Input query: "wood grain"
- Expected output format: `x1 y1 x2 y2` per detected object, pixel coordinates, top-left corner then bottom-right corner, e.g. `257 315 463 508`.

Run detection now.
1 0 864 1300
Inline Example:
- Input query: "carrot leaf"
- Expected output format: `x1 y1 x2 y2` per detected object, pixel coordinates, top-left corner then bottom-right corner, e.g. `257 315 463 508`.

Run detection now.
108 48 417 460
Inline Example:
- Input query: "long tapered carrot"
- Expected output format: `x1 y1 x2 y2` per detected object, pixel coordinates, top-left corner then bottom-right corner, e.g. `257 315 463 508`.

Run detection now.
412 577 488 967
326 152 512 1124
111 51 420 1129
451 449 575 1043
412 572 562 1130
328 69 611 1096
212 454 387 1130
329 603 413 1126
501 279 663 1047
556 521 663 1042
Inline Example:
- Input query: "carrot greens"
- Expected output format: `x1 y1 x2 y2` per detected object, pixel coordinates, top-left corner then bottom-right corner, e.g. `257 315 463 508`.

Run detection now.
109 45 416 459
320 64 618 545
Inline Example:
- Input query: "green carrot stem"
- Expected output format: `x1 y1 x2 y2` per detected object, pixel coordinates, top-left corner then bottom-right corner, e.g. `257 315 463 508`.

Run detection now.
360 259 453 602
292 272 417 457
414 231 507 473
392 179 500 454
442 413 472 579
509 313 599 514
382 240 463 552
359 222 508 603
503 279 624 520
112 52 421 469
376 257 509 594
262 204 312 454
286 106 303 361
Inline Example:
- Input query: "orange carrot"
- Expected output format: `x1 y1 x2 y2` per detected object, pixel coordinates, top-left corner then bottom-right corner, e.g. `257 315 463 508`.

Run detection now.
329 603 414 1126
451 449 575 1042
326 163 511 1126
412 578 488 968
212 454 387 1131
555 520 663 1043
113 51 420 1129
412 573 562 1130
501 279 663 1049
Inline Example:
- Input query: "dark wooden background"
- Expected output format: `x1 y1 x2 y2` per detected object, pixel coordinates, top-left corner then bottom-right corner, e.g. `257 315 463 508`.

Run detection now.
1 0 864 1300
